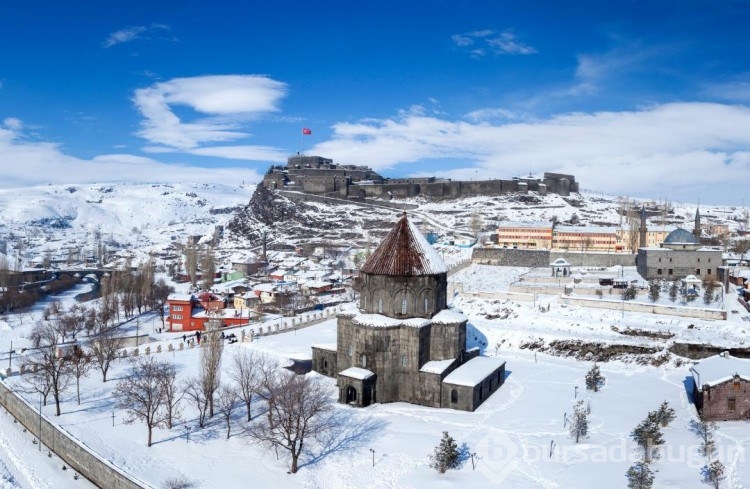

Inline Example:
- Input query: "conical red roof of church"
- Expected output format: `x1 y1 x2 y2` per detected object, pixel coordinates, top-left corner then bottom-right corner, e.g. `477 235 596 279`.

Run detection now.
360 213 448 276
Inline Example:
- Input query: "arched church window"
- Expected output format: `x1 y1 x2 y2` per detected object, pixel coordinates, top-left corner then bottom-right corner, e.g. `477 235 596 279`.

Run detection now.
401 298 407 314
451 389 458 403
424 298 429 314
360 354 367 367
378 298 383 313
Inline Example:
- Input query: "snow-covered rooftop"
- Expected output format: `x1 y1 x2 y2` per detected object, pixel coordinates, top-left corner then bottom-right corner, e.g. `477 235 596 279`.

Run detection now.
431 308 468 325
168 293 193 302
338 367 375 380
420 359 455 375
351 313 431 329
442 356 506 387
498 221 553 229
690 353 750 389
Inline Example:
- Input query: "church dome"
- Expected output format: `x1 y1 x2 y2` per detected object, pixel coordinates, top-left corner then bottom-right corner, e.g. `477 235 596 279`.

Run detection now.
663 228 699 245
360 213 447 276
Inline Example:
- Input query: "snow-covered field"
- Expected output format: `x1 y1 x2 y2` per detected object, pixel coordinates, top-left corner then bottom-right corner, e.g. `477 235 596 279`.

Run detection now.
2 264 750 488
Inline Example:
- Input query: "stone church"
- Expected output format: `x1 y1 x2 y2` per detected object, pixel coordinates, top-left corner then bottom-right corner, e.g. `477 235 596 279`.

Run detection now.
312 212 506 411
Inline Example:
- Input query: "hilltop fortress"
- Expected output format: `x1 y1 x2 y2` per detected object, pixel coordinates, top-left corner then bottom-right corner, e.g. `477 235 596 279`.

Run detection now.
262 155 578 200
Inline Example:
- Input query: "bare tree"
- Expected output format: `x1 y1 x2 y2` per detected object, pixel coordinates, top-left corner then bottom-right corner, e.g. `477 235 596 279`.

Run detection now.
200 246 216 291
183 378 209 429
159 362 182 429
229 350 263 421
216 385 239 439
149 278 174 329
69 346 91 405
469 210 484 238
23 322 72 416
113 357 171 447
90 327 124 382
254 356 281 429
201 320 224 417
246 373 334 473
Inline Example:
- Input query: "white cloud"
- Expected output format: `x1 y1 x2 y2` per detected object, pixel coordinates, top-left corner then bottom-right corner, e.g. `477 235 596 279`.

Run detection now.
486 31 537 55
704 78 750 103
133 75 288 156
102 23 172 48
0 118 262 188
311 102 750 203
452 29 536 57
3 118 21 130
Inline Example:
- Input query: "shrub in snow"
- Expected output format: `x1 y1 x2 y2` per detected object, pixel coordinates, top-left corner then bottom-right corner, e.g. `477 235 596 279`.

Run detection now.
569 400 589 443
648 280 660 303
702 460 726 489
585 364 605 392
626 461 655 489
630 412 664 463
621 284 637 301
163 475 196 489
668 282 678 302
429 431 461 473
655 401 676 427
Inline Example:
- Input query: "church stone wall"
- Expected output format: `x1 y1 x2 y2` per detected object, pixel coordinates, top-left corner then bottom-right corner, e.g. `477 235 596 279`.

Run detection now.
428 322 466 362
359 273 447 319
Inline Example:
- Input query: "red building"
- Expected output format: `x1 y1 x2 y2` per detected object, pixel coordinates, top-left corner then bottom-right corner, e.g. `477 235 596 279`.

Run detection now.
167 293 256 332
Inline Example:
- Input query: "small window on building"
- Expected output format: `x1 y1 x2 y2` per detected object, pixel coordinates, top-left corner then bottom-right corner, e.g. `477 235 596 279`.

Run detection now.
378 298 383 313
348 345 353 357
401 299 407 314
728 398 737 411
450 389 458 404
698 258 701 263
696 269 701 275
658 257 662 262
424 298 429 314
669 258 673 262
360 354 367 367
668 269 673 275
657 269 662 275
401 354 408 367
707 269 712 276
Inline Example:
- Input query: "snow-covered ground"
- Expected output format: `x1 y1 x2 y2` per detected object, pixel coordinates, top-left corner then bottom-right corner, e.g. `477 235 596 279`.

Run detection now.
1 264 750 488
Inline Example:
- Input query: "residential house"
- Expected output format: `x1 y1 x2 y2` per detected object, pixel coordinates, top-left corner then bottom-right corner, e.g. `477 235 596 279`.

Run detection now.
691 352 750 421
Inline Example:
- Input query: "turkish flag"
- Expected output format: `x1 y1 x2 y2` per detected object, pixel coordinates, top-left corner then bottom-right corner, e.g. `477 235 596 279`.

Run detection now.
302 128 312 135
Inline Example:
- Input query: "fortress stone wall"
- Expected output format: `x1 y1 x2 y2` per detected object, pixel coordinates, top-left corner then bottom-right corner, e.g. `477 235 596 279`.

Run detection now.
263 155 578 200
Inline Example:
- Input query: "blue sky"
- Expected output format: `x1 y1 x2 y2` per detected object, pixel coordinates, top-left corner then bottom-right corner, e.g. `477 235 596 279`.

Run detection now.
2 1 750 203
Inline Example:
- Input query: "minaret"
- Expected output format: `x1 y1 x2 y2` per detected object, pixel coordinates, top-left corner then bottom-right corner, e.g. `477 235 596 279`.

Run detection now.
693 206 701 239
639 205 647 248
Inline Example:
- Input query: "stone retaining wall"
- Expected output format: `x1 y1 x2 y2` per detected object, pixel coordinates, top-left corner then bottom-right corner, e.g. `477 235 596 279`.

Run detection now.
0 381 149 489
559 296 727 320
472 248 637 268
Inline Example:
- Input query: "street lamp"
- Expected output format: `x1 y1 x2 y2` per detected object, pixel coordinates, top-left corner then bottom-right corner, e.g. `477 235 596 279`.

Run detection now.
369 448 375 467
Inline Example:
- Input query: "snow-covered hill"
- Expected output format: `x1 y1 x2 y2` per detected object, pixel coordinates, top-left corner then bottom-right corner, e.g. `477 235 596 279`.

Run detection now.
0 182 748 271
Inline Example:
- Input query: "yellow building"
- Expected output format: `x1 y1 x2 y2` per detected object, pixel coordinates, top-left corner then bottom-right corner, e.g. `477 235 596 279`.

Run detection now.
617 226 674 253
552 226 618 252
497 221 553 249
